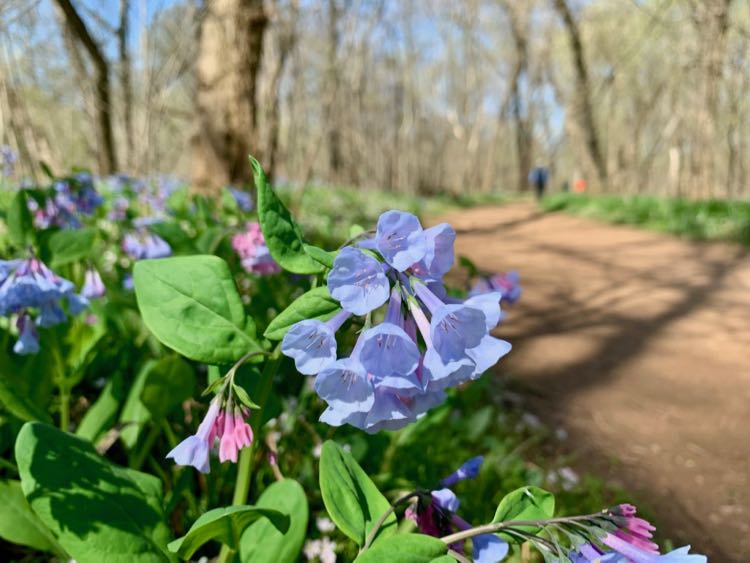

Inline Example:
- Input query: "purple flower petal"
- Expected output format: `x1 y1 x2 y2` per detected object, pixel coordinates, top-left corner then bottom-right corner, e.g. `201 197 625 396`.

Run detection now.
327 247 390 315
375 210 427 271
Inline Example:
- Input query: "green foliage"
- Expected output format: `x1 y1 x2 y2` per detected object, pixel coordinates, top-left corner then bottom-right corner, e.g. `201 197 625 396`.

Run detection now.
264 286 342 340
7 190 34 247
253 157 324 274
355 534 449 562
15 422 174 562
133 256 261 364
542 193 750 246
319 440 397 547
240 479 309 563
48 227 96 267
167 505 289 559
76 372 126 442
0 479 62 555
492 486 555 540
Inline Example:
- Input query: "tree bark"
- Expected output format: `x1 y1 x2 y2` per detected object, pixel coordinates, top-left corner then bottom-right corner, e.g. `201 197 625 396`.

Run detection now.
54 0 118 174
551 0 606 188
118 0 134 170
191 0 268 192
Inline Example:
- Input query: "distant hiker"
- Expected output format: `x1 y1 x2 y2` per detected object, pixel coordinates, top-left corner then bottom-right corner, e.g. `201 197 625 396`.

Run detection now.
529 166 549 199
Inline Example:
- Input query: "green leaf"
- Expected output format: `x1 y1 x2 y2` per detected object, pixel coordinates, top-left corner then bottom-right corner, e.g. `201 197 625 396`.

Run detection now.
319 440 396 547
134 256 261 364
49 227 96 267
240 479 308 563
167 505 289 560
492 486 555 540
263 286 342 340
15 422 174 562
355 534 448 562
140 356 196 420
119 361 154 449
252 157 323 274
231 382 260 409
76 372 127 442
0 375 52 424
0 479 62 555
303 244 337 269
120 357 195 448
7 190 33 246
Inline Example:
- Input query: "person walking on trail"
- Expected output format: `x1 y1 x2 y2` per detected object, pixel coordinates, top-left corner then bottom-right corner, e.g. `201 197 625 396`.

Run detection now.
529 166 549 199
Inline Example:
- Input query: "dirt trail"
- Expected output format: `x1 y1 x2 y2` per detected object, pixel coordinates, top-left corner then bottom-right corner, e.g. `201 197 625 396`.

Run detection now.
441 203 750 562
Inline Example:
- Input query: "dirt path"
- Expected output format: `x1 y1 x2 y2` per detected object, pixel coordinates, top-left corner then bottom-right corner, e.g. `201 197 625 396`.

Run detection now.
441 203 750 562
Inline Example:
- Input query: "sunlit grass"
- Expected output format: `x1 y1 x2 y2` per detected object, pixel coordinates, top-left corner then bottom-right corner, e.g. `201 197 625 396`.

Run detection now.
541 193 750 246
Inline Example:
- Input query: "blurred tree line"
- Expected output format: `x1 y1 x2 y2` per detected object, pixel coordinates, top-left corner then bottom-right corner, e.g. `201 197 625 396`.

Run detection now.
0 0 747 198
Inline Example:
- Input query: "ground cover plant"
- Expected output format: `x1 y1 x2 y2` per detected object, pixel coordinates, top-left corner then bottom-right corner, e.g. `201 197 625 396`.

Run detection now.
0 156 707 562
541 193 750 247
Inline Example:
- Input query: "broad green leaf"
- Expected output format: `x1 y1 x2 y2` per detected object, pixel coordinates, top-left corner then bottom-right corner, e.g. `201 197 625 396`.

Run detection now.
492 486 555 541
140 356 195 420
49 227 96 267
0 374 52 424
303 244 337 269
0 479 62 555
252 157 323 274
76 371 126 442
263 286 341 340
7 190 33 246
119 360 154 449
134 256 261 364
167 505 289 560
355 534 448 563
15 422 174 562
319 440 396 547
240 479 308 563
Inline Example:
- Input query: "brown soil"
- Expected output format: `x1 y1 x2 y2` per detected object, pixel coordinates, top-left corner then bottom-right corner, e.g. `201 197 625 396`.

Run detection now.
440 202 750 562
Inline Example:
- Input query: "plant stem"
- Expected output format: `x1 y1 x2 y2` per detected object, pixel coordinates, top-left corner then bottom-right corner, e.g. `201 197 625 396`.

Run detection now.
130 424 161 470
362 491 420 551
59 384 70 431
439 514 599 546
217 345 282 563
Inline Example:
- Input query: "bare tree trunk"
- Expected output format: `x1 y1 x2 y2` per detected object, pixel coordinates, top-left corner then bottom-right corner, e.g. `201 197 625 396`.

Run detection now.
191 0 268 192
54 0 118 174
325 0 342 178
551 0 606 189
119 0 134 171
502 1 532 193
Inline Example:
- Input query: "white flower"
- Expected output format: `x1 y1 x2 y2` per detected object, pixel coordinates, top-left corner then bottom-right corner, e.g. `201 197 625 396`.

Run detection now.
316 516 335 533
304 539 321 560
312 443 323 459
304 538 337 562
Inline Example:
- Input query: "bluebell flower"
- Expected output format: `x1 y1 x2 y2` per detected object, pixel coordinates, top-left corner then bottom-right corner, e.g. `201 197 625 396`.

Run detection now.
410 223 456 281
407 459 509 563
281 310 350 375
166 396 222 473
122 230 172 260
441 456 484 487
37 303 67 327
327 247 390 315
229 187 254 212
470 271 522 305
13 314 39 355
316 357 375 429
81 267 106 299
375 210 428 271
1 145 17 176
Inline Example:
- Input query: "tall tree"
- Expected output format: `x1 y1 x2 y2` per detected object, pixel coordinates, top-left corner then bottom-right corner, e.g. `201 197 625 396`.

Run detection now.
552 0 606 188
54 0 118 174
191 0 268 192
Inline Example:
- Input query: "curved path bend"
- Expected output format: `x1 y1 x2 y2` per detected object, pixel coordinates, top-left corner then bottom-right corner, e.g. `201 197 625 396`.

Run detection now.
439 203 750 562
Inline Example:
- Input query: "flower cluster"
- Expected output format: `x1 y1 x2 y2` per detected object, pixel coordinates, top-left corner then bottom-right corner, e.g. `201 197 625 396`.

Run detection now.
0 258 88 354
81 267 106 300
470 271 521 305
281 210 511 433
122 229 172 260
406 456 509 563
232 221 280 275
228 187 254 212
27 174 103 229
166 385 255 474
568 504 706 562
1 145 16 177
